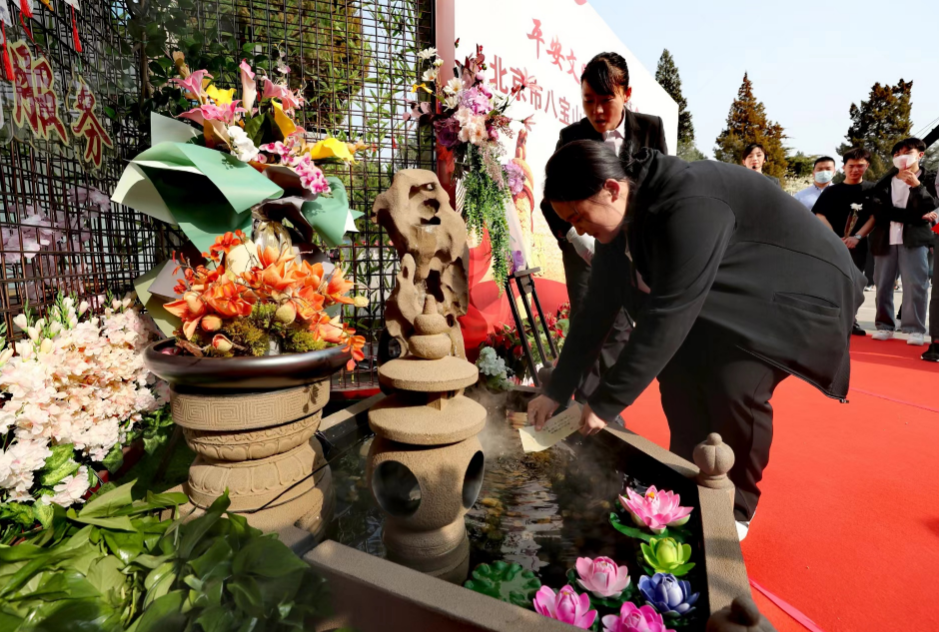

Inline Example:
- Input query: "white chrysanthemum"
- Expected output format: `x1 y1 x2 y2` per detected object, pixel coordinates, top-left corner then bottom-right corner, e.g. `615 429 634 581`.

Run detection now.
443 78 463 95
417 47 437 60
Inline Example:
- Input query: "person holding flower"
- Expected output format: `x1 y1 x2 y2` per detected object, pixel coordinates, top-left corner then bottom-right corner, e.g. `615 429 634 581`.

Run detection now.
528 140 864 539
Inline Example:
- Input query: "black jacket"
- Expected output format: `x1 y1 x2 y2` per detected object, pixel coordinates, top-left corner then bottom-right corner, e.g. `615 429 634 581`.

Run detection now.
545 150 865 423
867 170 938 256
541 110 668 243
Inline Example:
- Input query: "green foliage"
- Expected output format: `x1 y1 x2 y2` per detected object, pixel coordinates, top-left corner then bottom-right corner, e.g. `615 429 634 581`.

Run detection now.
677 140 707 162
464 561 541 608
837 79 914 180
282 328 329 354
785 152 818 179
655 49 695 147
462 144 512 290
0 484 329 631
713 73 788 179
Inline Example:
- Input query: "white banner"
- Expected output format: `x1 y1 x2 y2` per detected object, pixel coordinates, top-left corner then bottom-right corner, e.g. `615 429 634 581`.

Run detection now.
440 0 678 280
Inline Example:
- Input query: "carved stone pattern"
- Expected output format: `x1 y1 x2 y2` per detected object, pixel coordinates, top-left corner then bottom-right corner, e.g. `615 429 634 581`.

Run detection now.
183 413 322 461
187 442 320 510
171 381 329 431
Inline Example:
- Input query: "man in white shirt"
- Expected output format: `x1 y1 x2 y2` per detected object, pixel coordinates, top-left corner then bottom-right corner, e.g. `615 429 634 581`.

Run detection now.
868 138 939 346
794 156 837 210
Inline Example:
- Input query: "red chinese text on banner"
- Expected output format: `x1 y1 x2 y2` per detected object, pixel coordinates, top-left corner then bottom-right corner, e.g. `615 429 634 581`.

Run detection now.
70 74 113 169
10 40 69 144
62 0 82 52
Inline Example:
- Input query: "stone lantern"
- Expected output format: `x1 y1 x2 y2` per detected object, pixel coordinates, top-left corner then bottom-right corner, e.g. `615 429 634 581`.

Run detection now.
366 170 485 582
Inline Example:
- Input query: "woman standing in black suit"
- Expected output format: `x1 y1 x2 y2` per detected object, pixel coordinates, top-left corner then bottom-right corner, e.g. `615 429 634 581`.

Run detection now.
539 52 668 410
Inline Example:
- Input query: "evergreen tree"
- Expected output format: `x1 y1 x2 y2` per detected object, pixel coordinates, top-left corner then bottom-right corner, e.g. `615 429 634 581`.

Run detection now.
655 49 700 160
837 79 913 180
714 73 788 179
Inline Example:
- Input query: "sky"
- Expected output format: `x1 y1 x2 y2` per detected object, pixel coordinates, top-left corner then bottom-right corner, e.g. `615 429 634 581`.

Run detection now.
589 0 939 161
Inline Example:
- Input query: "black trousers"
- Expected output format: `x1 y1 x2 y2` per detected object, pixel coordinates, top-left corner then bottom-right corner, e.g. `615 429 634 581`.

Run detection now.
658 325 789 522
930 238 938 340
560 241 632 402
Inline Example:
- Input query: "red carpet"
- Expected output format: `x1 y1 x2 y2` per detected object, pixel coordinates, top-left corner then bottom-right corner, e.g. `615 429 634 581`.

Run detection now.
626 336 939 632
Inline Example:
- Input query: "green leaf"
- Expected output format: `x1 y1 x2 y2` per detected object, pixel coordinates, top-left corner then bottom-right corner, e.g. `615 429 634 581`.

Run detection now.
86 555 126 595
71 515 136 532
232 537 306 578
42 443 75 473
133 554 172 570
135 590 186 632
33 502 54 530
80 480 136 518
177 493 230 559
101 444 125 474
143 568 176 609
30 598 111 632
0 501 38 529
145 561 176 592
671 562 696 577
609 512 653 543
196 605 236 632
229 575 263 618
189 537 232 579
103 530 145 564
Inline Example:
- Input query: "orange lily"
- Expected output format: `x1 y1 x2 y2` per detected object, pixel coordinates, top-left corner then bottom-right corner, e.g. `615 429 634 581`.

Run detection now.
325 269 354 305
164 291 207 340
204 281 254 318
209 231 244 258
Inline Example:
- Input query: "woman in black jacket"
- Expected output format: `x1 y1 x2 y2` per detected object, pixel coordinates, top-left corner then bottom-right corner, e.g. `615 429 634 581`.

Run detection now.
529 141 863 538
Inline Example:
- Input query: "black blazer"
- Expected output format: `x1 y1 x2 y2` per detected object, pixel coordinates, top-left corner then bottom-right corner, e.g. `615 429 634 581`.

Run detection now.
545 150 865 423
540 109 668 243
867 170 938 256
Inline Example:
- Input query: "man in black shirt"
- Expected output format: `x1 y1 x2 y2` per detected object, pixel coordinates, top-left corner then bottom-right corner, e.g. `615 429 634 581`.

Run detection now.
812 147 875 336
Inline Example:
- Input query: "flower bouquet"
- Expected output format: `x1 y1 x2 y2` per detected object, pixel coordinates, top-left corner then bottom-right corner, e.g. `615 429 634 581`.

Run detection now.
113 57 369 366
0 293 168 538
479 302 570 383
403 44 532 288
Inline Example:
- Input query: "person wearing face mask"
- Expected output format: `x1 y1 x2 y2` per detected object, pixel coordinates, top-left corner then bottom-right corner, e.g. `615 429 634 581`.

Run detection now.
794 156 837 210
741 143 781 188
812 148 876 336
528 141 864 540
867 138 939 346
539 52 667 415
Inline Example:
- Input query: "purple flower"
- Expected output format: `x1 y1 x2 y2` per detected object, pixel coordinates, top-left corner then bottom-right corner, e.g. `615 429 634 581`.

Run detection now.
638 574 699 618
504 162 525 197
460 87 492 115
434 117 461 149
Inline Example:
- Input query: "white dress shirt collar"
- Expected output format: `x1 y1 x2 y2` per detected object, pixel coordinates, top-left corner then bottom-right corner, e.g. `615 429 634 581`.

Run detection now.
602 110 627 156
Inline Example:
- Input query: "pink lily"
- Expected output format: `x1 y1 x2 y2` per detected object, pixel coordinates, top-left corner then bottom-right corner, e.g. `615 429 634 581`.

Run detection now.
262 78 304 112
240 59 257 112
533 586 597 630
402 101 431 122
179 101 246 127
575 557 631 598
620 486 694 534
170 69 212 103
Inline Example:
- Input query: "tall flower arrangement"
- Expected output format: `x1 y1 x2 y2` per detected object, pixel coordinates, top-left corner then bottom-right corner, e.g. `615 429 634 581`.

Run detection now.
404 44 531 288
0 294 169 532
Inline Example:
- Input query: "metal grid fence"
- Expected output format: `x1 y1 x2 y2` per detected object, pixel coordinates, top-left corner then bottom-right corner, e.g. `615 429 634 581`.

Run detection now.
0 0 183 330
0 0 435 391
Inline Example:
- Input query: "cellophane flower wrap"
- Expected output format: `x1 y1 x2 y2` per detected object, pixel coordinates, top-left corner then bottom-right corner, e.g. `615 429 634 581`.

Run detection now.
404 44 536 288
165 230 366 367
0 294 169 530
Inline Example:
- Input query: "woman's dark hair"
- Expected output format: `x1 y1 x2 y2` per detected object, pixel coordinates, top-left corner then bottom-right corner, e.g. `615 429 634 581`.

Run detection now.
742 142 765 160
841 147 871 164
580 52 630 96
544 140 628 202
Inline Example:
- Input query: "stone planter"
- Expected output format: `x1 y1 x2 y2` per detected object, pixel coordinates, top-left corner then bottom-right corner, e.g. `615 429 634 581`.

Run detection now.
144 339 351 540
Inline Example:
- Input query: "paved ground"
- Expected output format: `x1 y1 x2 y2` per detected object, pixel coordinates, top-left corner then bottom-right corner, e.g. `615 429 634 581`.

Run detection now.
856 285 933 342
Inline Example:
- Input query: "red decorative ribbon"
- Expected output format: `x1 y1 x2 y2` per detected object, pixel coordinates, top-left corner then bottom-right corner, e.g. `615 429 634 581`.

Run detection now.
0 25 12 81
70 6 81 53
749 578 826 632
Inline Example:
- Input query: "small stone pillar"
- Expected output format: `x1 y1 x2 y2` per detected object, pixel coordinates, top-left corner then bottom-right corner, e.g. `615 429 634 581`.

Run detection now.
694 433 735 489
367 296 486 583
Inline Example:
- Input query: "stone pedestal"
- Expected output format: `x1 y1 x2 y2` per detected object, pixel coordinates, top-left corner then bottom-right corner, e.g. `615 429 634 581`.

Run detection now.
170 379 334 540
367 297 486 583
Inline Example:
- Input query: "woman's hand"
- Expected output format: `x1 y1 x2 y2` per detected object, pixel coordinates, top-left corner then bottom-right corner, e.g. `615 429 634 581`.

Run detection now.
579 404 608 436
529 395 560 431
922 211 938 224
843 236 860 249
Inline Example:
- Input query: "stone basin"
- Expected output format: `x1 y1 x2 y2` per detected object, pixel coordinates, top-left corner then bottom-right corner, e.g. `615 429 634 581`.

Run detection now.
305 392 776 632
